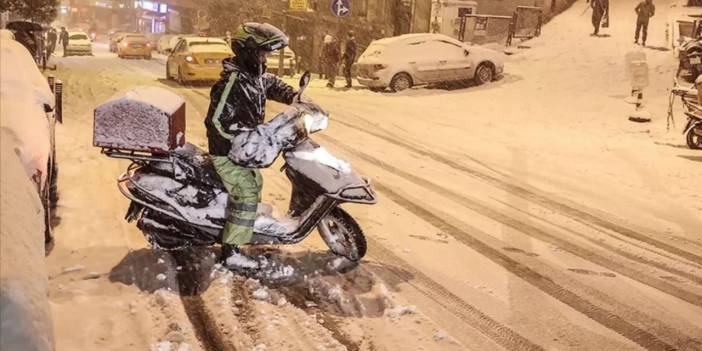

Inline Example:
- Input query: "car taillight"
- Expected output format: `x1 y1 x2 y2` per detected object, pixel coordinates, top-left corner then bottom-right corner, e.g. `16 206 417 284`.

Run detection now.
146 43 151 47
185 55 198 64
122 42 128 47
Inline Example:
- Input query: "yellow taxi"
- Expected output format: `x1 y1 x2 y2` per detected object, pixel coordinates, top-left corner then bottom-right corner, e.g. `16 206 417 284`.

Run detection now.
117 34 152 59
166 37 233 84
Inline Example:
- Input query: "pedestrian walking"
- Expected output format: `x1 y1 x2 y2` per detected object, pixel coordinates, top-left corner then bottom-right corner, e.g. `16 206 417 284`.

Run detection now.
59 27 69 57
320 34 332 79
46 28 57 57
326 36 341 88
589 0 609 36
634 0 655 46
342 30 357 88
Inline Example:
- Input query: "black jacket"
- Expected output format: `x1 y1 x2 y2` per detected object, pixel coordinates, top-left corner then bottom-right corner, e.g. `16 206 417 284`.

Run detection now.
343 39 357 65
59 30 69 45
205 58 296 156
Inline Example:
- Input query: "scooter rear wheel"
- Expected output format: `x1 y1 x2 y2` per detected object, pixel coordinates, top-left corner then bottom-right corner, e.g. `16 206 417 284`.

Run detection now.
318 207 367 262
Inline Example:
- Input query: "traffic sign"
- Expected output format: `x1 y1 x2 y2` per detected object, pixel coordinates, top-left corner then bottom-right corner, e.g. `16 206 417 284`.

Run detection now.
330 0 350 17
289 0 308 12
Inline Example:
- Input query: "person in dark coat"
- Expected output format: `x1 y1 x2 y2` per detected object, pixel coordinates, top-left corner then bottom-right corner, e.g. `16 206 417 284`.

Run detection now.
204 23 297 270
342 30 357 88
590 0 609 36
58 27 69 57
325 37 341 88
320 34 332 79
635 0 655 46
46 28 57 56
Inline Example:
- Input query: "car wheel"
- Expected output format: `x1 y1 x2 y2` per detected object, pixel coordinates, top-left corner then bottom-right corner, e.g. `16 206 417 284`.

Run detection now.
389 73 412 92
474 63 494 85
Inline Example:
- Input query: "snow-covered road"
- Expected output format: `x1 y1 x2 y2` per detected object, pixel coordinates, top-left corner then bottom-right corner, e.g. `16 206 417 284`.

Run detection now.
45 1 702 350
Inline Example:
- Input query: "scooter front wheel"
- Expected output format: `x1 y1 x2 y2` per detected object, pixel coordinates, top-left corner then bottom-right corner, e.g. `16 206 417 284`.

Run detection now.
318 207 367 262
686 123 702 149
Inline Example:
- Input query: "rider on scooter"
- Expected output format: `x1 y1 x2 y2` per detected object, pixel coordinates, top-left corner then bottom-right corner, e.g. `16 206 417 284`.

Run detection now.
205 23 297 270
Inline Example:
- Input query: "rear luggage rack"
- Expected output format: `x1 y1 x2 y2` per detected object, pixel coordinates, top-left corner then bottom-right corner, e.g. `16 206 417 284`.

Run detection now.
101 148 171 163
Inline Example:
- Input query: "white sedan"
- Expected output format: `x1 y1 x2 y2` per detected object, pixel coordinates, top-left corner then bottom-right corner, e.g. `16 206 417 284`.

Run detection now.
354 33 504 92
65 31 93 56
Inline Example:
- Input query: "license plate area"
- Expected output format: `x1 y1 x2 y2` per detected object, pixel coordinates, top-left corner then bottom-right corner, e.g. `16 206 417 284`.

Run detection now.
691 57 701 65
205 59 219 65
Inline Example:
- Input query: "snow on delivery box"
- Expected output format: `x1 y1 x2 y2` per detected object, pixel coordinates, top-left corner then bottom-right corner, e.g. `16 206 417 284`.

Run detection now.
94 86 185 153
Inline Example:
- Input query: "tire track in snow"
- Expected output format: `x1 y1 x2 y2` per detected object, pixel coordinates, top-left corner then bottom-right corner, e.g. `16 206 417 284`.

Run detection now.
321 134 702 308
172 252 238 351
369 183 678 351
328 117 702 266
493 198 702 286
365 240 545 351
320 135 683 350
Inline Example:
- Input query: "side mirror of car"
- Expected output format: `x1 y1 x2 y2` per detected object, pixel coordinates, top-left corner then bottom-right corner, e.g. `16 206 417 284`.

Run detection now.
464 49 470 56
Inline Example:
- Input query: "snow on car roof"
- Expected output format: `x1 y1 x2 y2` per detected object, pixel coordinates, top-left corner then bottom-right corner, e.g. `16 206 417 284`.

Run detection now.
372 33 461 46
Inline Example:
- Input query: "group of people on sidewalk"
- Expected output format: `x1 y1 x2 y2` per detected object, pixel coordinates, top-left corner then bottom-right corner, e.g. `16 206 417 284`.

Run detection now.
319 30 357 88
589 0 656 46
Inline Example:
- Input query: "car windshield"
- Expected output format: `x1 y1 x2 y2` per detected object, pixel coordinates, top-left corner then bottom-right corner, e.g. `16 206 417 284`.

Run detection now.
188 41 230 53
70 34 88 40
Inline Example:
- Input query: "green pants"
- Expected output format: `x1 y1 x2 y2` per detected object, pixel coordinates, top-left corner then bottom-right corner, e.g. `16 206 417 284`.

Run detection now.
212 156 262 246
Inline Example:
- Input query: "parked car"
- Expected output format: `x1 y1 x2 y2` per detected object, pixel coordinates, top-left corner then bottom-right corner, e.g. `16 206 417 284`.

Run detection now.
0 29 62 243
145 32 161 51
156 34 177 54
117 34 152 59
266 48 296 76
354 33 504 92
65 31 93 55
166 37 233 84
159 34 196 54
109 31 129 52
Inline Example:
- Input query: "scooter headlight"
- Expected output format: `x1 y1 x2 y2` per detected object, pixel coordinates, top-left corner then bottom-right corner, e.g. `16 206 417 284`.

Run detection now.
302 112 328 133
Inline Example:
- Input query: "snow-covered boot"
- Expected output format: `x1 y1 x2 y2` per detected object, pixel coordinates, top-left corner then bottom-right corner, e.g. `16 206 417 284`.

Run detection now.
221 244 259 271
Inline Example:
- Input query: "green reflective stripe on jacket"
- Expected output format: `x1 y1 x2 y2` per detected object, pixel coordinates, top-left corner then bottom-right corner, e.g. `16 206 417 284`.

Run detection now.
212 73 238 140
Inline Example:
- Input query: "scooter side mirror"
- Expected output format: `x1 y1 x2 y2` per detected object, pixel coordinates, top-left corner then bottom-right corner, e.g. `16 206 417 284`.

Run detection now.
299 71 311 89
297 71 311 102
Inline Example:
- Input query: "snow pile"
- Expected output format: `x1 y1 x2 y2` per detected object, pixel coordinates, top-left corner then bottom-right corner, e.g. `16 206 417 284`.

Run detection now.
93 86 184 152
0 31 54 188
0 129 54 351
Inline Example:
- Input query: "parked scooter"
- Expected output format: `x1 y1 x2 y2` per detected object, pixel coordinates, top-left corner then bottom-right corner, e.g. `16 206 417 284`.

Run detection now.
668 80 702 149
102 73 376 263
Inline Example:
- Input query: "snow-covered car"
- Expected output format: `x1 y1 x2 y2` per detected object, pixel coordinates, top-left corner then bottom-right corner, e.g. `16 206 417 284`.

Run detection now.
166 37 233 84
266 48 296 76
162 34 196 54
145 32 161 51
354 33 504 92
65 31 93 56
156 34 176 54
109 31 129 52
0 29 61 242
117 34 152 59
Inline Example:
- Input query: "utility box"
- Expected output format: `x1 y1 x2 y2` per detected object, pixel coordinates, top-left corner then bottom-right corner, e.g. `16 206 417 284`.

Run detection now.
93 86 186 154
430 0 478 39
